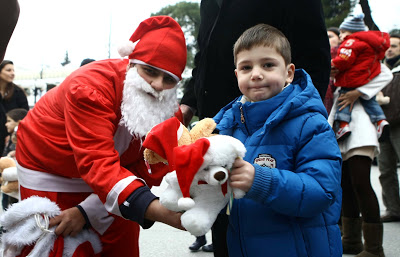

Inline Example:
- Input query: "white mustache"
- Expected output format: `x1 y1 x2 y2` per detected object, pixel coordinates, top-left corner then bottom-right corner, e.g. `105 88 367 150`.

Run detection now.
125 67 165 101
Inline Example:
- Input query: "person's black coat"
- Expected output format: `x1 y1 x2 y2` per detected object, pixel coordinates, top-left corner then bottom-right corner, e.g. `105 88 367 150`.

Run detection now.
1 84 29 112
181 0 331 119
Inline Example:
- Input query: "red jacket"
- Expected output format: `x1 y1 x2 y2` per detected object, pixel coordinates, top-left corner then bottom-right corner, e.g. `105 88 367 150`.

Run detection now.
332 31 389 88
16 59 169 213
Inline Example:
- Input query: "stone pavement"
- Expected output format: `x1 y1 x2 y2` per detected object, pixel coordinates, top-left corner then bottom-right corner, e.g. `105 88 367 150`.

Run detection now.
139 164 400 257
1 165 399 256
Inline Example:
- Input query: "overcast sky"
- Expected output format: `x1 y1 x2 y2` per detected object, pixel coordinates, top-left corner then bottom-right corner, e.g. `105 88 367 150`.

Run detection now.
4 0 400 73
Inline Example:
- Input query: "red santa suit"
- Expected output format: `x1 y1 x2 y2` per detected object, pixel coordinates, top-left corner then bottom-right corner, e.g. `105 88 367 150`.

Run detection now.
15 15 187 257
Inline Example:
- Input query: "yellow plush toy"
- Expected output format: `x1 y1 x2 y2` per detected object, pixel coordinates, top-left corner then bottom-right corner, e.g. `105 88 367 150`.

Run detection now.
143 117 217 165
0 157 19 199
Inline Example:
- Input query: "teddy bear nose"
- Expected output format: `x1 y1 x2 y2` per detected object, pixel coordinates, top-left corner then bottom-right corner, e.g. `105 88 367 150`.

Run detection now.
214 171 226 181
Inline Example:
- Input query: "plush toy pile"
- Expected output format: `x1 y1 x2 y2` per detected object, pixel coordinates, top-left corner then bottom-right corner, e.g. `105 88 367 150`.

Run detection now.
0 157 19 199
143 117 246 236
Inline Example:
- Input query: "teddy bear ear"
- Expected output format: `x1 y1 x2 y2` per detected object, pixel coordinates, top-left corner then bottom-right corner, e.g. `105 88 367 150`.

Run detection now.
178 197 195 210
189 118 216 141
228 137 246 158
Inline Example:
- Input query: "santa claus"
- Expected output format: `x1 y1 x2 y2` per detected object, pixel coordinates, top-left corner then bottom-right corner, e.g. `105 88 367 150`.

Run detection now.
13 15 186 257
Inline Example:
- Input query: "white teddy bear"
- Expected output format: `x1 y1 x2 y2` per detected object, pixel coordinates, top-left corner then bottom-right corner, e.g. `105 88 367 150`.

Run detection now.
160 135 246 236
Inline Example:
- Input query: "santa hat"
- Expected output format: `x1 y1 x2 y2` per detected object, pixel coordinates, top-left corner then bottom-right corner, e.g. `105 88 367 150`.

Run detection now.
118 15 187 81
142 117 185 171
173 138 210 209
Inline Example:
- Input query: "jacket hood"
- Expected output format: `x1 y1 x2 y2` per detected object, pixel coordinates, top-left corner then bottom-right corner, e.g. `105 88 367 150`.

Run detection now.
348 31 390 59
215 69 327 132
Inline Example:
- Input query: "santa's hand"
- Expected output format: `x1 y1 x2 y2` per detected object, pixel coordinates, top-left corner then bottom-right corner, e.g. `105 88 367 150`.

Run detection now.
145 199 185 231
229 158 255 193
49 207 86 237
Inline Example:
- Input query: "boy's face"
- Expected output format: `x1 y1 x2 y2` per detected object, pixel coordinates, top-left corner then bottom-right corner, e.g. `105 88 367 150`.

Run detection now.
130 63 177 92
339 30 352 42
5 116 18 134
235 45 295 102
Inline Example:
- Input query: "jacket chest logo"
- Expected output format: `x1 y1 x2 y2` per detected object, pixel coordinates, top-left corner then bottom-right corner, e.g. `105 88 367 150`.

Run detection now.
254 154 276 168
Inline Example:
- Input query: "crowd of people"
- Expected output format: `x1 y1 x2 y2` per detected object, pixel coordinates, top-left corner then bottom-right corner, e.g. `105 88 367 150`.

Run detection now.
0 0 399 256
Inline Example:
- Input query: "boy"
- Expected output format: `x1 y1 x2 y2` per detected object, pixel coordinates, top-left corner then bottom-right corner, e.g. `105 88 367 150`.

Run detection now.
213 24 343 256
331 13 390 142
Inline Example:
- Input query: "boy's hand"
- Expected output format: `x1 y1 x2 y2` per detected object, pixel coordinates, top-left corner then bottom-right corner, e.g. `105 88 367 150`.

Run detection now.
330 66 339 78
229 158 255 193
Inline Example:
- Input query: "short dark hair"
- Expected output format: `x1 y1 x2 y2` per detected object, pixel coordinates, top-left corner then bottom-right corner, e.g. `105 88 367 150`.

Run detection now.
233 24 291 66
80 58 95 67
6 108 28 122
328 27 340 37
389 34 400 40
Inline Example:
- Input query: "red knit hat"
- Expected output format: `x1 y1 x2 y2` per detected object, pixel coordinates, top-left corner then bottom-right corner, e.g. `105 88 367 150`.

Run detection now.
118 16 187 81
173 138 210 207
142 117 185 171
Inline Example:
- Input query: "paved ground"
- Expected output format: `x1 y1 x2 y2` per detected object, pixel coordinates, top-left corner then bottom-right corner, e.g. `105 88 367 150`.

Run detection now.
1 165 399 256
139 164 400 257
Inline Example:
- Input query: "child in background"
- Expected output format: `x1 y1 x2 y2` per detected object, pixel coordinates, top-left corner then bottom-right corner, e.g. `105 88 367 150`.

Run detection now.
3 108 27 157
331 13 390 142
1 108 27 210
214 24 342 256
324 27 341 115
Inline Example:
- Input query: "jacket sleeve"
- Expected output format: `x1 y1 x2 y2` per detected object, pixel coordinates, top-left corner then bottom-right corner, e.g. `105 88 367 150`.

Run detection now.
63 81 147 218
357 64 393 100
246 115 342 217
332 40 358 72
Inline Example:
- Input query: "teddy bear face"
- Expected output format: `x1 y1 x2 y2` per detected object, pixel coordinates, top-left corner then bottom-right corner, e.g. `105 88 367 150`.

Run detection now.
192 135 246 186
194 165 229 186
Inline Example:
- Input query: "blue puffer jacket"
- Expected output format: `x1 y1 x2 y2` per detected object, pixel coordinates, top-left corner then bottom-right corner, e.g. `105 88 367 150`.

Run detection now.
214 69 342 257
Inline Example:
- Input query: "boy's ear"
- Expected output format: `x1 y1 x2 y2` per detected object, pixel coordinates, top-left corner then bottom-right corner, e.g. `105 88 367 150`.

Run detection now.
234 69 238 78
286 63 295 84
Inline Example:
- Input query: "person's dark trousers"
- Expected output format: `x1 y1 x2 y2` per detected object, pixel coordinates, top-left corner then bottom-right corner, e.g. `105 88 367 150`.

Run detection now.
211 213 229 257
2 193 9 210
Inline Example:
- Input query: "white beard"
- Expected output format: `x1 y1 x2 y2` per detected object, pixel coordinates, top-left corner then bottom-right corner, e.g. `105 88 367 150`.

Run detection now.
120 67 179 138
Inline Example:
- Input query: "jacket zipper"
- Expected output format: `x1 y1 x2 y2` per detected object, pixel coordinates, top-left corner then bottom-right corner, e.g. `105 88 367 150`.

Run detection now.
240 106 245 123
239 105 250 135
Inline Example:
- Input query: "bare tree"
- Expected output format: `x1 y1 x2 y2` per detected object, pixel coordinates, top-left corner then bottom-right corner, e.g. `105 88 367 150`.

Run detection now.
358 0 380 31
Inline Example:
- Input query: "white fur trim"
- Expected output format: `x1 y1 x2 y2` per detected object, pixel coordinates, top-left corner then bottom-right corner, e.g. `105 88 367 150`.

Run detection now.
117 40 138 57
63 229 102 256
0 196 60 229
177 123 184 141
79 194 114 235
17 161 93 193
3 167 18 181
104 176 145 216
130 59 180 82
178 197 195 210
0 196 59 257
